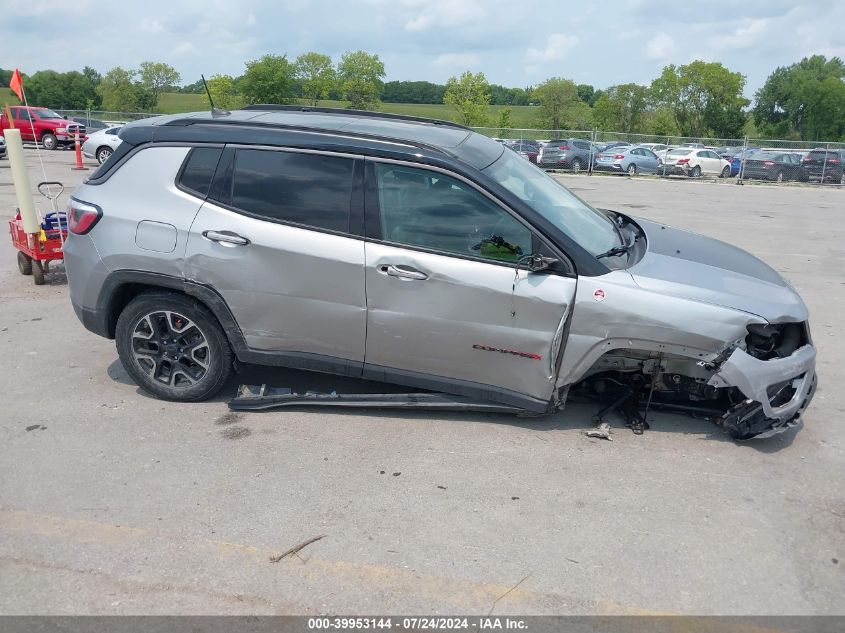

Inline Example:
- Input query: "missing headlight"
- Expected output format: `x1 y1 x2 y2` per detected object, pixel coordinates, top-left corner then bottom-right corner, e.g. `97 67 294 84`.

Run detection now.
746 323 808 360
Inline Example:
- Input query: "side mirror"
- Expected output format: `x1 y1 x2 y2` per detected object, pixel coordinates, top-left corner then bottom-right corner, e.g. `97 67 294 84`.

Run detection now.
522 254 558 272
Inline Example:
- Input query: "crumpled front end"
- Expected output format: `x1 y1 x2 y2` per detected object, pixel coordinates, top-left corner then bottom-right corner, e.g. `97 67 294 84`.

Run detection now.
709 342 817 439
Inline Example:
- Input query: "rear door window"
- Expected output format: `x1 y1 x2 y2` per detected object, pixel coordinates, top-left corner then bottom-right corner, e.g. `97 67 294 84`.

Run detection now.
230 149 354 233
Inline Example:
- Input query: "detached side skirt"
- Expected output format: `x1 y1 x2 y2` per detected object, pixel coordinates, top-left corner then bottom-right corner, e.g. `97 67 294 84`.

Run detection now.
229 384 526 414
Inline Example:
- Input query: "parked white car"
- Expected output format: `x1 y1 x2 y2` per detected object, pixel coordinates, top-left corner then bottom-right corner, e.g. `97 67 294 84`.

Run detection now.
660 148 731 178
81 126 122 164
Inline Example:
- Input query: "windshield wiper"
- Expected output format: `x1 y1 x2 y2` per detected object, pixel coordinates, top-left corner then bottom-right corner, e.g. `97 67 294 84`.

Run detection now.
596 235 636 260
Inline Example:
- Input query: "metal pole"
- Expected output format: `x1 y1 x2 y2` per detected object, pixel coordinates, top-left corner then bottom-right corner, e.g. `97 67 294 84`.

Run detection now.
738 135 748 183
820 142 829 185
661 135 669 178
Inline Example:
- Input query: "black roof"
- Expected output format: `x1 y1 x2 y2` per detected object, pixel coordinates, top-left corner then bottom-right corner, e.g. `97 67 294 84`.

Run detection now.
118 106 504 170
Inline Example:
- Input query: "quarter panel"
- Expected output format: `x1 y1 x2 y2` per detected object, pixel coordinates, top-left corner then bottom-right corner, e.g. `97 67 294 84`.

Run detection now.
75 146 201 278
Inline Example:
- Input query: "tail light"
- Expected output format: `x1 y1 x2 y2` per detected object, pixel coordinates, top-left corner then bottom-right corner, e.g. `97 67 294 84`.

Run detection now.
614 154 625 159
558 144 569 150
68 199 102 235
677 158 690 164
763 161 775 167
828 159 841 165
803 157 812 162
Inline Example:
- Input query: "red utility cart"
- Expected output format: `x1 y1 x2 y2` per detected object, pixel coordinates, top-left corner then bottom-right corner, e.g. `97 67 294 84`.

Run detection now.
9 181 66 285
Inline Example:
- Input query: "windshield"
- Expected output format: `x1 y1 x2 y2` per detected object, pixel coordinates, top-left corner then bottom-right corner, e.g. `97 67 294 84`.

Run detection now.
483 147 619 257
34 108 64 119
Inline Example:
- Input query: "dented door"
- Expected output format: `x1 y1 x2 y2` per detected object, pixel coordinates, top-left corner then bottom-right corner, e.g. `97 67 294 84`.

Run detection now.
363 161 575 404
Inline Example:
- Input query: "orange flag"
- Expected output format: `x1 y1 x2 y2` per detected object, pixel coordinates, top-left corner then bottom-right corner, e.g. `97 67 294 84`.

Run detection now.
9 69 23 102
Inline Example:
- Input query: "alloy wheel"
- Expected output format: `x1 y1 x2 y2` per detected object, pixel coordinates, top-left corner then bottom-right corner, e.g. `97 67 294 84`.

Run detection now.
131 310 211 388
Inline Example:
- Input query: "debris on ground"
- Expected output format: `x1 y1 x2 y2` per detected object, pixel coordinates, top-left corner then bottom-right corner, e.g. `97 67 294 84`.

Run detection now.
269 534 327 563
585 422 613 441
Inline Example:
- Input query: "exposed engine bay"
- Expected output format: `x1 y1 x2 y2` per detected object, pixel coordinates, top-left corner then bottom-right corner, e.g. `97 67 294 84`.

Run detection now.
573 321 816 439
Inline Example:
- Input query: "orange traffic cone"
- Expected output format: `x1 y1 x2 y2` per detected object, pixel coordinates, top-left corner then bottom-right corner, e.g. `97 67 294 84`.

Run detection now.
71 129 88 171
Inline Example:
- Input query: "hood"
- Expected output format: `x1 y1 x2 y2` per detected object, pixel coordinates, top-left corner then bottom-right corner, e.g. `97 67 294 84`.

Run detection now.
627 219 808 323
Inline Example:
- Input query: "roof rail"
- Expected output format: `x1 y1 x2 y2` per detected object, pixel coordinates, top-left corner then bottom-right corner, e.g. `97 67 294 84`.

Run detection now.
241 104 469 130
157 117 456 159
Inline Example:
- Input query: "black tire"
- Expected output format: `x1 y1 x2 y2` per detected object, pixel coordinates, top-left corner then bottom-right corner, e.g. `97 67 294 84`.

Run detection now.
17 251 32 275
721 166 731 178
627 163 637 175
571 158 582 172
32 260 45 285
41 133 58 151
96 146 113 164
840 172 845 186
775 171 784 183
115 292 233 401
690 165 701 178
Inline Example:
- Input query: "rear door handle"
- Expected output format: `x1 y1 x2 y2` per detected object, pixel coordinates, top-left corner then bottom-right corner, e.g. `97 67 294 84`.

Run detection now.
378 264 428 281
202 230 250 246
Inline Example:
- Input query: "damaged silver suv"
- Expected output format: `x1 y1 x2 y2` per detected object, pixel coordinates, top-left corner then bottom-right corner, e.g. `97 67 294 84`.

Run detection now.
64 106 816 439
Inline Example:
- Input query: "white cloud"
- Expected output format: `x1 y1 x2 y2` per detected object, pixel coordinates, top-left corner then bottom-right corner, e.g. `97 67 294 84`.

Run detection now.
525 33 578 63
140 18 164 34
173 42 197 56
246 13 256 26
403 0 486 32
710 19 768 51
432 52 481 70
646 33 674 60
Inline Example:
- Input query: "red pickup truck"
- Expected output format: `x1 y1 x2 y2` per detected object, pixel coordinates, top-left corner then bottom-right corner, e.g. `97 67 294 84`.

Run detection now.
0 106 86 150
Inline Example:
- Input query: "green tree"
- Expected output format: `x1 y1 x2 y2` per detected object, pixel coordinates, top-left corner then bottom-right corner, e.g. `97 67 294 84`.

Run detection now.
753 56 845 141
650 61 749 138
97 67 139 112
443 71 491 127
294 52 335 106
382 80 446 104
592 83 649 132
337 50 386 110
497 108 513 136
138 61 181 107
239 54 297 105
532 77 583 131
204 74 243 110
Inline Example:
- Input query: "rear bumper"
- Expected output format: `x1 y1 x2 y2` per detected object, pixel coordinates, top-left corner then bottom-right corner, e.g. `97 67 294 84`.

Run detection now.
594 163 623 172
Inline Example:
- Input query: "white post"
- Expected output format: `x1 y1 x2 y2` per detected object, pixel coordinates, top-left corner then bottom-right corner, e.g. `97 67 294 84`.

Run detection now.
5 128 40 234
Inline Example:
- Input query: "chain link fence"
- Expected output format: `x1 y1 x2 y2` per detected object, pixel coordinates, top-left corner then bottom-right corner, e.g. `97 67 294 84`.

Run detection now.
473 127 845 187
44 111 845 187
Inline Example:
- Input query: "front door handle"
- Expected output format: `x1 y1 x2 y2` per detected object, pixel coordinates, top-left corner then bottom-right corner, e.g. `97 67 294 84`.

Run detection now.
378 264 428 281
202 230 250 246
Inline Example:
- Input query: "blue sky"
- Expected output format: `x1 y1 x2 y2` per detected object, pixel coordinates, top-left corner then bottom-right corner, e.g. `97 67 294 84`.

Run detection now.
2 0 843 97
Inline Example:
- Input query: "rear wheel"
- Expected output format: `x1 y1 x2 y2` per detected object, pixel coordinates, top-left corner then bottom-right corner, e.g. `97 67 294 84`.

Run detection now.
775 171 784 182
96 146 113 164
627 163 637 175
571 158 583 172
32 260 45 285
17 251 32 275
115 292 233 401
721 166 731 178
41 133 57 151
690 165 701 178
840 172 845 186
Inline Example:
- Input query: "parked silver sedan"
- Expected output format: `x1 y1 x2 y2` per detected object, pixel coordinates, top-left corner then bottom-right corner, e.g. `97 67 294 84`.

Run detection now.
594 145 660 174
81 126 122 164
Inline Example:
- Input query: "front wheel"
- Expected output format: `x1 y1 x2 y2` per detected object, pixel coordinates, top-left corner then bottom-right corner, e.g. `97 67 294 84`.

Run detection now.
721 166 731 178
41 133 58 151
115 292 234 401
690 165 702 178
32 260 45 285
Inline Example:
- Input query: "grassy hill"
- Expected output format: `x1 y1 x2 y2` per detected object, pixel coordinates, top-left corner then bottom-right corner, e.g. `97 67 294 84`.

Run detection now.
2 87 544 131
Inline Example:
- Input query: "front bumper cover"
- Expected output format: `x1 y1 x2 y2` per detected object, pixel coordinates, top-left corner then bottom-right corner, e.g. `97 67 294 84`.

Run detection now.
708 344 817 436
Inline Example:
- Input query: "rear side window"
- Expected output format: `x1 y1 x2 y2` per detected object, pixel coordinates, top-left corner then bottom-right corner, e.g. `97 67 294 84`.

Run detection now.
179 147 223 198
230 149 353 233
